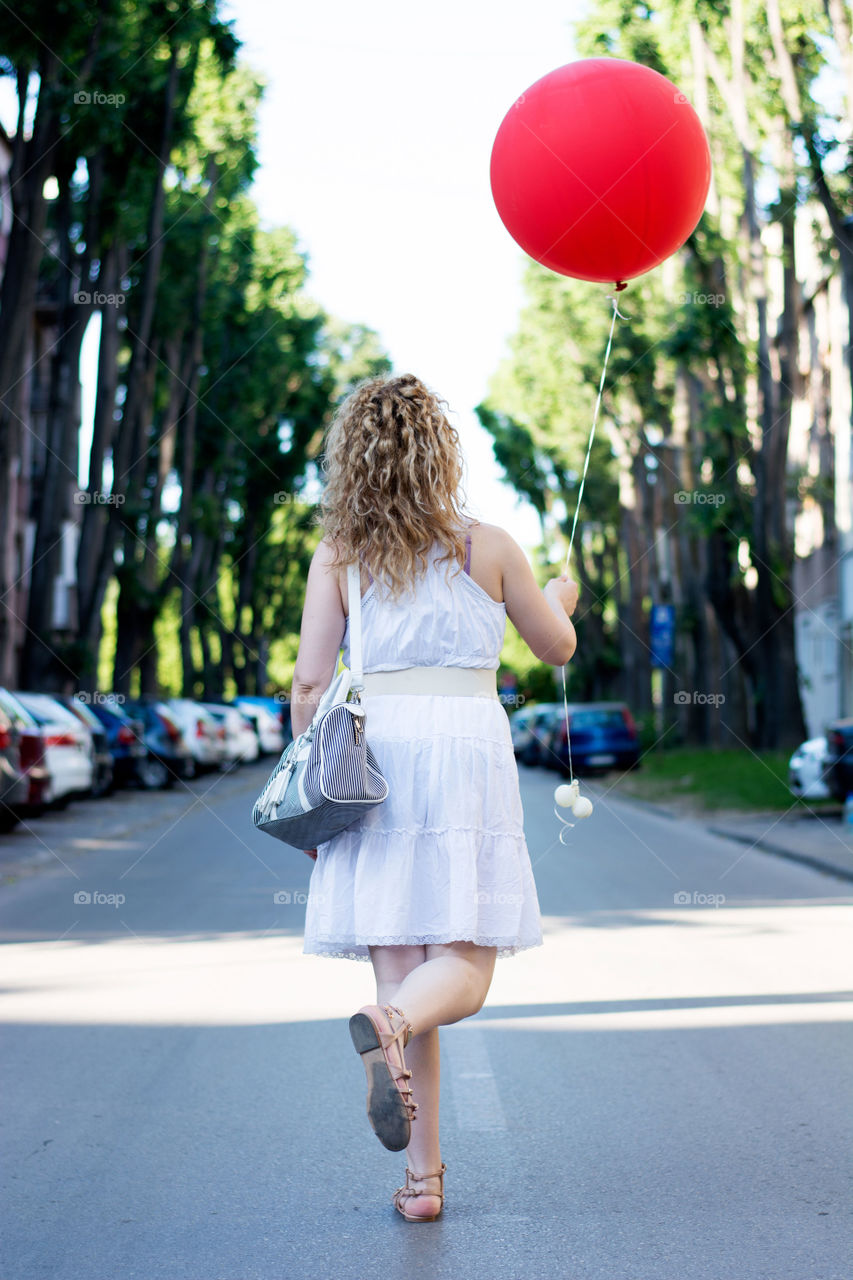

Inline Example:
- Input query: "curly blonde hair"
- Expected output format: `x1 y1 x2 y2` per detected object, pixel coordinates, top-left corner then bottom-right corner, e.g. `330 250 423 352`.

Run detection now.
316 373 477 602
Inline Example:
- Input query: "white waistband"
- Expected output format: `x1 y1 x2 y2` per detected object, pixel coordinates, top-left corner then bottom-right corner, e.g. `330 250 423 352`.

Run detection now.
359 666 498 698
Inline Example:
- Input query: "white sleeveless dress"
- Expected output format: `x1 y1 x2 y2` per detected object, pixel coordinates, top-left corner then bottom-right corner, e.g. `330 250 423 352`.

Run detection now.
302 532 544 962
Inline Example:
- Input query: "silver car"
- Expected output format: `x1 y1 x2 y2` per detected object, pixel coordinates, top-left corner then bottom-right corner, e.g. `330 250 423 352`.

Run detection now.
163 699 227 772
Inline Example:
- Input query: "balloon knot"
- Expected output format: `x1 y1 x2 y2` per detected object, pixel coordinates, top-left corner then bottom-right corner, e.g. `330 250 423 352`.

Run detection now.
613 280 628 291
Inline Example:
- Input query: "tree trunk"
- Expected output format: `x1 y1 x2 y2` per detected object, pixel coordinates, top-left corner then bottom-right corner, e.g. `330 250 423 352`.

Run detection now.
98 45 181 684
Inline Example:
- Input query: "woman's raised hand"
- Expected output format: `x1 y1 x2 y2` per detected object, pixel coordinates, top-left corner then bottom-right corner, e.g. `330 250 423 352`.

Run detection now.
544 574 579 617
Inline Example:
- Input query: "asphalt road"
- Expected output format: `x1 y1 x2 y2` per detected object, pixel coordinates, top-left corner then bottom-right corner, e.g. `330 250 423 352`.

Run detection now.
1 759 851 1280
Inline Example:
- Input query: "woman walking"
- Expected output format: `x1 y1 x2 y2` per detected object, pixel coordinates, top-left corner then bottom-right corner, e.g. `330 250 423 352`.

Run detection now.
289 374 578 1221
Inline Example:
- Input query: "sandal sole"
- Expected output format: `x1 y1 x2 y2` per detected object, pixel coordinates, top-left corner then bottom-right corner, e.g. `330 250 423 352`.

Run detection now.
349 1012 411 1152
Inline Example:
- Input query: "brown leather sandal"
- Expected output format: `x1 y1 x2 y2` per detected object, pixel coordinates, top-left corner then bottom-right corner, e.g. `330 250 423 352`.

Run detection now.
349 1003 417 1152
392 1162 447 1222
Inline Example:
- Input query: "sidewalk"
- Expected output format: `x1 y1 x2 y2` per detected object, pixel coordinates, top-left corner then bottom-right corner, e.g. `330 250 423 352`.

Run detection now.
601 782 853 884
706 807 853 884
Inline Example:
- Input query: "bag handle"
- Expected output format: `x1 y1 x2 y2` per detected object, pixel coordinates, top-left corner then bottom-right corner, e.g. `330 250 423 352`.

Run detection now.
346 562 364 696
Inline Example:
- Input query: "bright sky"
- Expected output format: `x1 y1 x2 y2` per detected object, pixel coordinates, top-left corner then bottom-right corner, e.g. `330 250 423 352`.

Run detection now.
218 0 581 548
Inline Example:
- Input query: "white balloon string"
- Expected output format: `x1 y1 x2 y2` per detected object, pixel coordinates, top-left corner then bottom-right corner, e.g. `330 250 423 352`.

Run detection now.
558 291 627 786
553 805 576 845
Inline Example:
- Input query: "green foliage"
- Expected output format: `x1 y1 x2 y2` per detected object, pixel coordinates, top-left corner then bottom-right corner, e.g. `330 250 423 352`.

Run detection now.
97 578 119 691
2 0 392 697
154 588 183 695
615 747 802 812
476 0 847 746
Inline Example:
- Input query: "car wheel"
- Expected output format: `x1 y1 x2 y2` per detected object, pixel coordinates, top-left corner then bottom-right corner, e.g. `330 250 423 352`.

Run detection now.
0 806 20 833
90 771 113 799
136 756 171 790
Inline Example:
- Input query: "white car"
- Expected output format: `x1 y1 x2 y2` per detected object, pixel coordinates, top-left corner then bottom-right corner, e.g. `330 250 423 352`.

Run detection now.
233 709 260 762
13 692 94 805
163 700 227 771
788 736 830 800
201 704 259 764
509 702 562 758
236 704 284 755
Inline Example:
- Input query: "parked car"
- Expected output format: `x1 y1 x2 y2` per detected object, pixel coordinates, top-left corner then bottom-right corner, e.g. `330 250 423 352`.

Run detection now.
233 695 291 743
234 702 284 756
86 697 147 787
824 719 853 802
163 699 226 773
788 736 831 800
509 702 564 767
0 689 50 823
545 702 641 775
233 709 260 762
0 690 51 817
202 703 259 764
509 704 537 755
12 691 95 805
510 704 551 756
0 702 28 831
54 696 114 797
123 699 194 787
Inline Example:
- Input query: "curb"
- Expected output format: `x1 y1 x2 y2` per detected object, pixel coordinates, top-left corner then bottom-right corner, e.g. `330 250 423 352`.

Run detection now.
706 826 853 887
603 785 853 886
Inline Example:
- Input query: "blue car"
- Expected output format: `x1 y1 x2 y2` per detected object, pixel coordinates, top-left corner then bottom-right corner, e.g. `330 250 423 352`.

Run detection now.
544 702 640 775
123 698 194 788
86 698 147 787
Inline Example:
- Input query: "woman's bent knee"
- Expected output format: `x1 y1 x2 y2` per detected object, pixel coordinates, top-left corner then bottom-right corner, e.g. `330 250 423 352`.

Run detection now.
369 943 426 987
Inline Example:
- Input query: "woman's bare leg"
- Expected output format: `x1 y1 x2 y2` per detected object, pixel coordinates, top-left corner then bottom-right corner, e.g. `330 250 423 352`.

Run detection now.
367 941 497 1218
394 941 497 1031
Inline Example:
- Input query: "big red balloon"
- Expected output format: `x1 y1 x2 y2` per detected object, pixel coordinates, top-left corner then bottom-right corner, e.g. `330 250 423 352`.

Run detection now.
490 58 712 285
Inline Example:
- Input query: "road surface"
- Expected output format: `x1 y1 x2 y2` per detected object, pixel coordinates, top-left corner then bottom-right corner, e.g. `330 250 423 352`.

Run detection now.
1 759 850 1279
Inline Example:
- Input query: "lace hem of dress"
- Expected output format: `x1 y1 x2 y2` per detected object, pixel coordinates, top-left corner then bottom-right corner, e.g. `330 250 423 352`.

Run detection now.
303 934 544 962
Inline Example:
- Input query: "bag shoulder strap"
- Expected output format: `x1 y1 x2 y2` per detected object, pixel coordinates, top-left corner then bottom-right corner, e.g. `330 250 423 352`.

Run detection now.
346 562 364 694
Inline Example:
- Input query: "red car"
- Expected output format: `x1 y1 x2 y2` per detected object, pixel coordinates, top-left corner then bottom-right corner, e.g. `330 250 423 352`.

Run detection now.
0 688 51 829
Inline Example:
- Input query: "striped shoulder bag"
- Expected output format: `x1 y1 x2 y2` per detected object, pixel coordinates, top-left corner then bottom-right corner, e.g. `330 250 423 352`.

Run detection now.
251 562 389 849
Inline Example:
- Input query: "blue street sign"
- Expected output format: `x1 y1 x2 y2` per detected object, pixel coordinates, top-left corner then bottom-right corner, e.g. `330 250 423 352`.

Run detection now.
650 604 675 669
